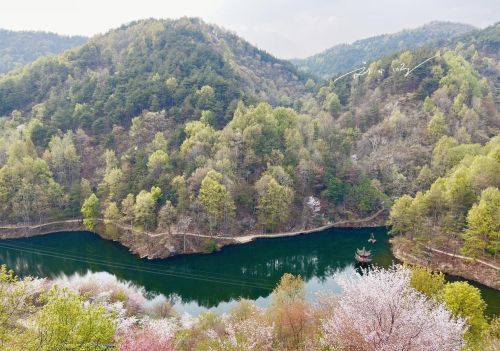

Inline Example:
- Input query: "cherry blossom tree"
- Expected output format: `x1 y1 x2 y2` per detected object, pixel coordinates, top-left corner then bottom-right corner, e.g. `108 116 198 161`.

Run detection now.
119 318 178 351
320 267 466 351
306 196 321 216
119 328 176 351
208 317 274 351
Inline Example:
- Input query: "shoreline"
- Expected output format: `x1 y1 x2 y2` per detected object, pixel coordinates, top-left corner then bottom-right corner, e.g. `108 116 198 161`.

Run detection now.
2 210 498 291
390 237 500 290
0 208 388 259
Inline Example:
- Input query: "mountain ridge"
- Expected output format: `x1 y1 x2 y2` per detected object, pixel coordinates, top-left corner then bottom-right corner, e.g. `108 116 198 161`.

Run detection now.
291 21 476 78
0 17 309 129
0 29 87 75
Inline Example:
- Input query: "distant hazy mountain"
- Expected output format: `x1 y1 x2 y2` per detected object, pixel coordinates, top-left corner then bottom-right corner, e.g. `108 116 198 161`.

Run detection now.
291 21 475 78
0 29 87 74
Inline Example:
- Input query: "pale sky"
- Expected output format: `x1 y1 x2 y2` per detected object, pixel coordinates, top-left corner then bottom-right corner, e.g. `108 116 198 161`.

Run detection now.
1 0 498 58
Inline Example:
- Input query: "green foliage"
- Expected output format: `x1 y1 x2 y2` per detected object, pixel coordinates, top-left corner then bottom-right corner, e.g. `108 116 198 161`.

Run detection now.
0 265 17 283
0 17 497 243
103 202 120 224
391 137 500 260
134 189 158 231
256 174 294 231
101 167 124 202
443 282 488 349
0 138 63 224
0 29 87 74
322 92 341 116
409 266 445 298
0 18 306 130
271 273 305 304
45 131 81 186
0 265 28 347
323 174 345 204
389 195 416 235
202 239 218 253
81 193 100 231
345 176 384 213
462 187 500 258
293 22 474 78
147 150 169 176
120 194 135 225
440 51 489 103
427 111 446 141
199 170 235 233
432 137 481 176
26 287 115 351
171 176 189 212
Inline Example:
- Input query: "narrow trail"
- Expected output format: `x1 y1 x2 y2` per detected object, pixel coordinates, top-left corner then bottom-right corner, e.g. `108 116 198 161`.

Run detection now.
0 219 82 229
233 208 387 243
0 208 387 243
426 246 499 271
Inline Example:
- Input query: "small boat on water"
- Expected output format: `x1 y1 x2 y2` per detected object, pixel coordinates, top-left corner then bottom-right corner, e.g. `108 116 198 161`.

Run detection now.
368 233 376 243
355 247 372 263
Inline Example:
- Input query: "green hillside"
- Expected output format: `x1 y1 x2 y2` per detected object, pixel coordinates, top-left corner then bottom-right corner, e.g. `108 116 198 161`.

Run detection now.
0 19 497 263
292 21 475 78
0 29 87 75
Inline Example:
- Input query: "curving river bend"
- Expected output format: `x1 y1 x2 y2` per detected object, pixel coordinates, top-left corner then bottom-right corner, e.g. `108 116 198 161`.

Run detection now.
0 227 498 316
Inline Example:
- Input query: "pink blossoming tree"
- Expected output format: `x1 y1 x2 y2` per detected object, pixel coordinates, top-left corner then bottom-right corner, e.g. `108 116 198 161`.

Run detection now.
320 267 466 351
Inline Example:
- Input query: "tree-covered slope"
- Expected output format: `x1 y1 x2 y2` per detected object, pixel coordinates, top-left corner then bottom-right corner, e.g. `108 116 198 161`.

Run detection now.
0 29 87 75
0 18 497 261
295 21 499 269
0 18 324 234
292 21 475 78
370 24 500 265
0 18 308 131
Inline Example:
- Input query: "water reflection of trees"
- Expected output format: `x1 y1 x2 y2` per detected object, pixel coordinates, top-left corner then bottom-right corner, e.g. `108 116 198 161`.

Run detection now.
0 228 391 308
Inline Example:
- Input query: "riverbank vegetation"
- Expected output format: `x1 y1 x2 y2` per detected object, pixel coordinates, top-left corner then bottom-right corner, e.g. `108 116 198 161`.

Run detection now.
389 136 499 262
1 264 497 350
0 19 498 280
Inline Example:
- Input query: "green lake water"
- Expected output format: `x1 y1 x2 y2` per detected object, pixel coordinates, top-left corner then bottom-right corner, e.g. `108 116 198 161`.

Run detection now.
0 227 498 316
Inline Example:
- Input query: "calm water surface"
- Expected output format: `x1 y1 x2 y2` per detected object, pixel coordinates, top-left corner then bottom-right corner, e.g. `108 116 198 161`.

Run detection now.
0 227 497 316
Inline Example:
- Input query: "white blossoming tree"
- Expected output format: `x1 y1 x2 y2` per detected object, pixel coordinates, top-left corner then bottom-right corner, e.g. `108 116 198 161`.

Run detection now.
320 267 466 351
305 195 322 227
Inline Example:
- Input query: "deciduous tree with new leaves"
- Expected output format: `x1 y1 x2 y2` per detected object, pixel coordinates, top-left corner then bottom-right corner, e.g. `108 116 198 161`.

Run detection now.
134 189 157 232
462 187 500 259
198 170 235 233
158 201 177 234
442 281 488 350
256 174 294 232
81 193 100 231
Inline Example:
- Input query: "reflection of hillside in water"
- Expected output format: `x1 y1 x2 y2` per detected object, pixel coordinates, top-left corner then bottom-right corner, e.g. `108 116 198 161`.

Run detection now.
0 227 391 309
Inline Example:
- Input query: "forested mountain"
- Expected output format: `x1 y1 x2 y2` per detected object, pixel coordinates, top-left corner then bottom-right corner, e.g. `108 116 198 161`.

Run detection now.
371 24 499 265
0 18 308 131
0 17 498 268
0 17 313 233
0 13 499 351
295 22 500 268
0 29 87 75
292 21 475 78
